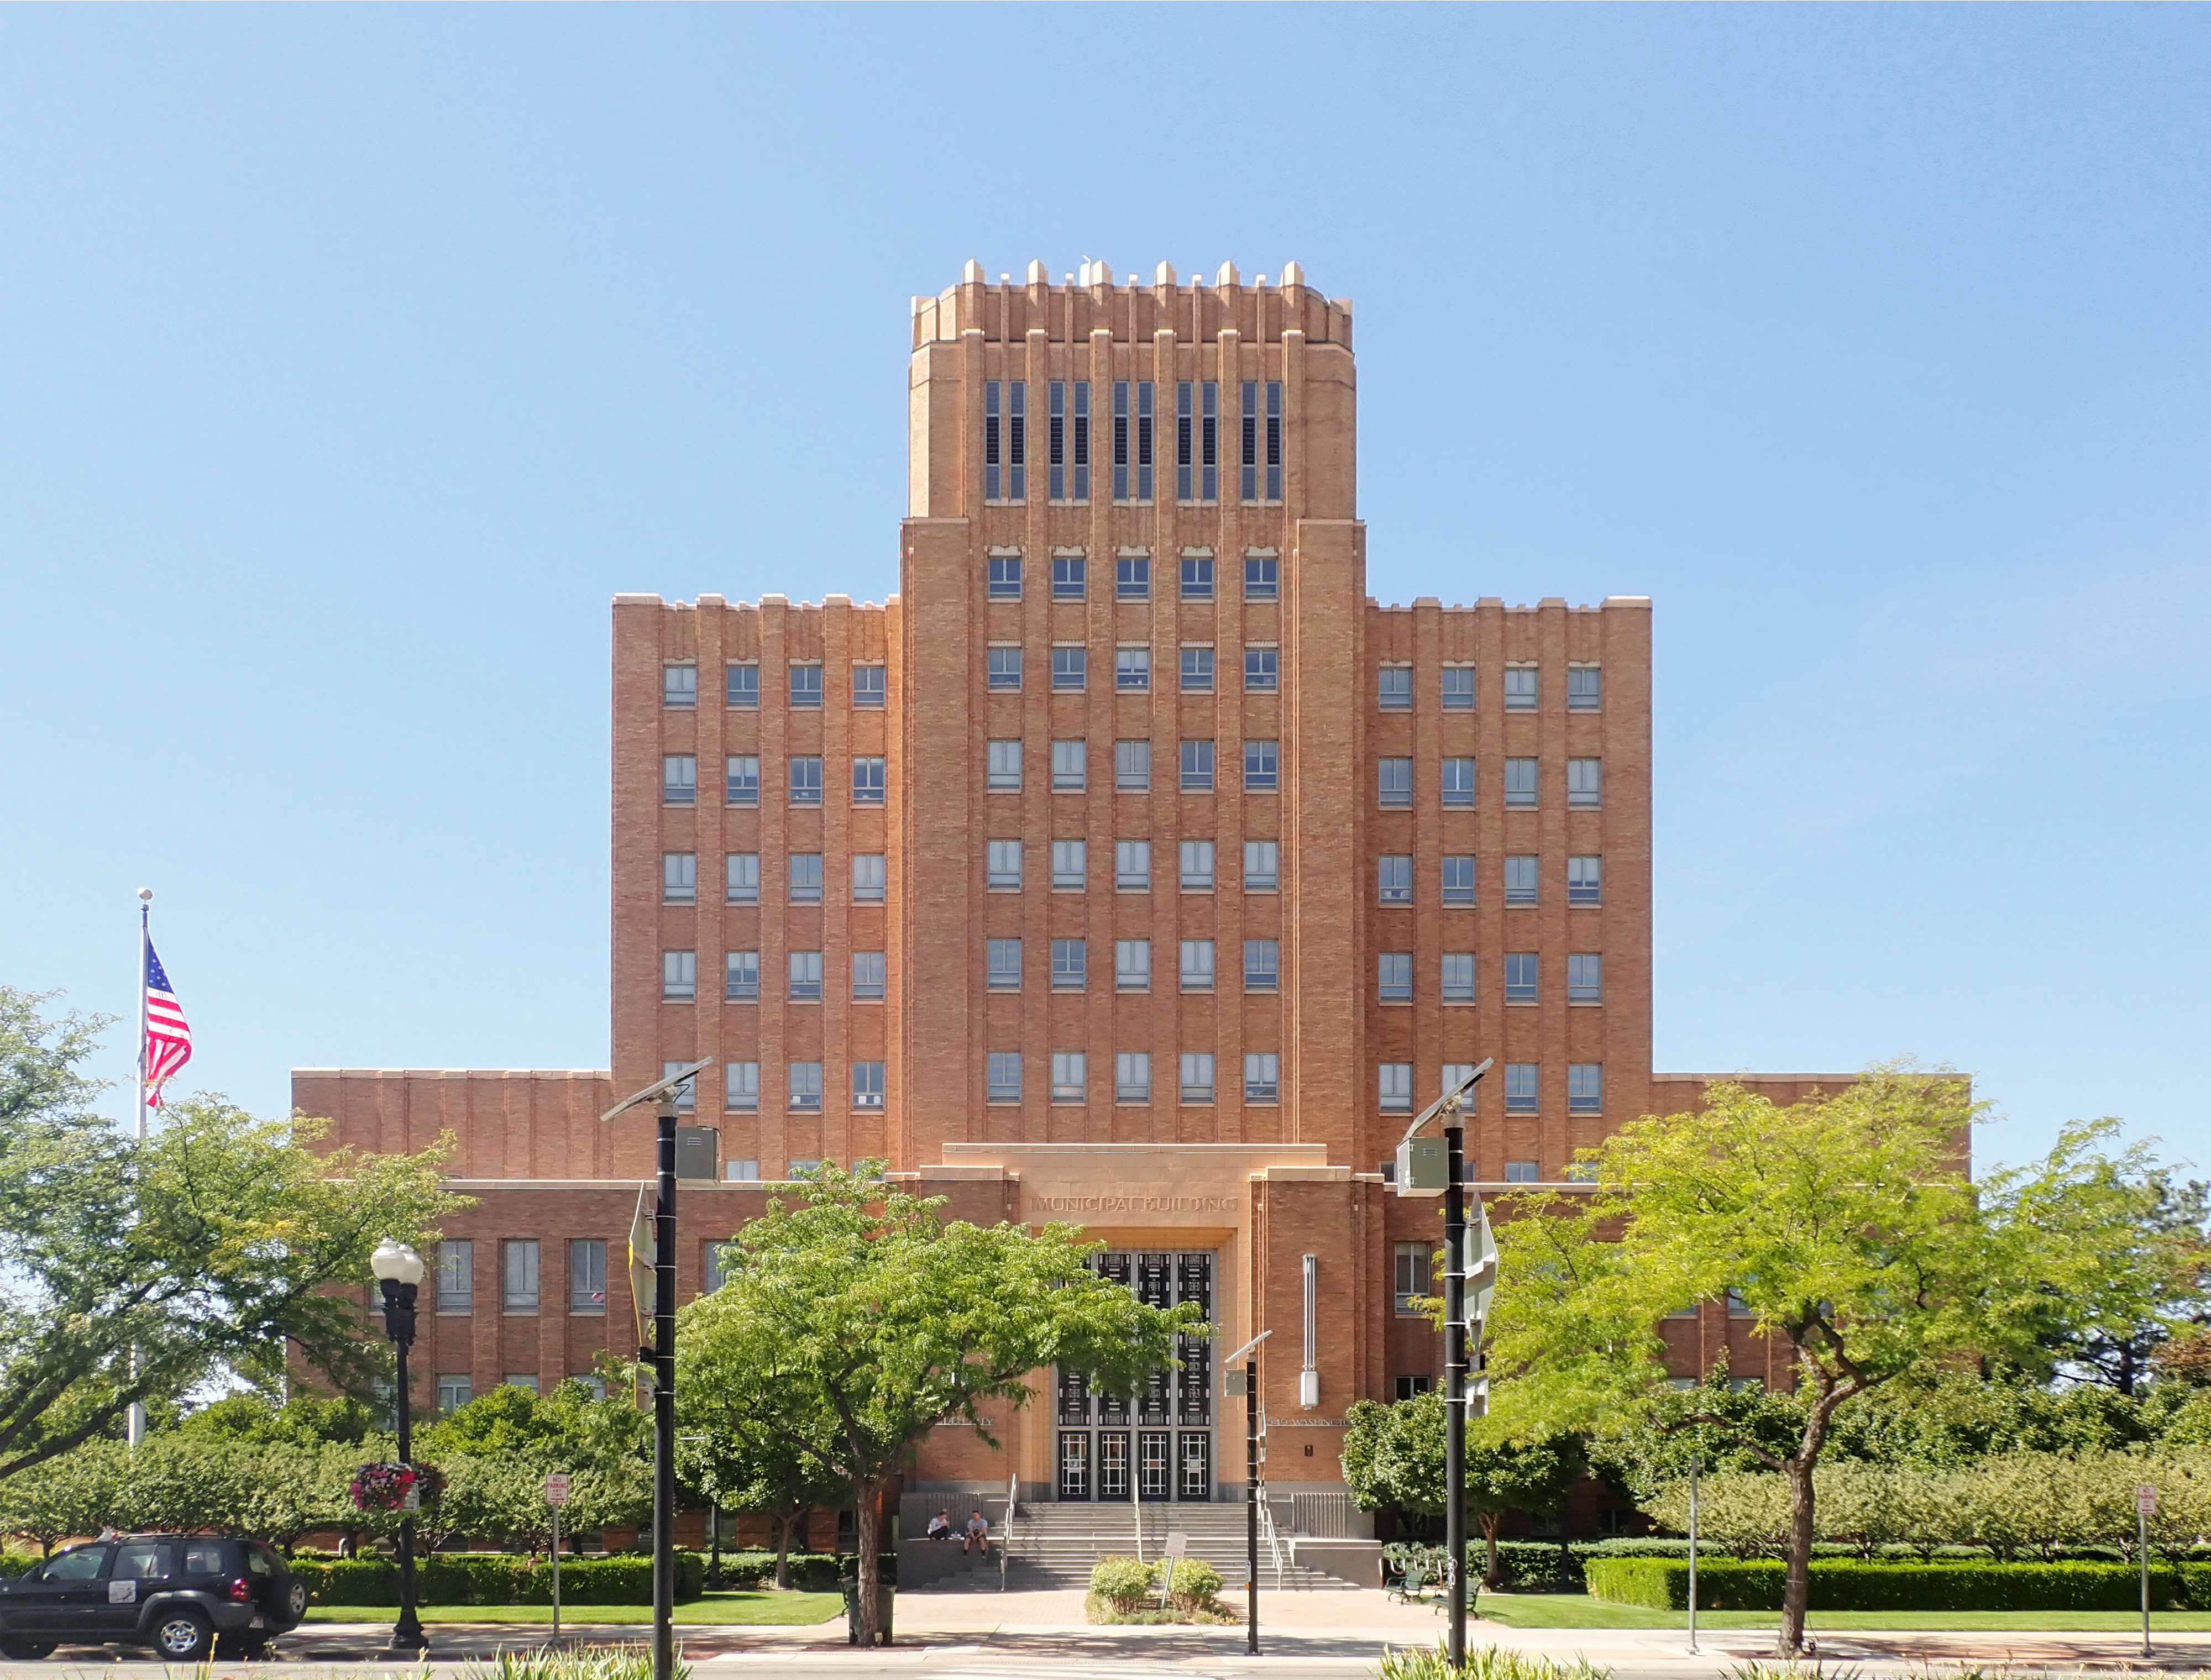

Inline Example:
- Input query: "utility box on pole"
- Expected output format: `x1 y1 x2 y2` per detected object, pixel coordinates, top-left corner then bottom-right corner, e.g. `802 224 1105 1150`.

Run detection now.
1396 1137 1447 1194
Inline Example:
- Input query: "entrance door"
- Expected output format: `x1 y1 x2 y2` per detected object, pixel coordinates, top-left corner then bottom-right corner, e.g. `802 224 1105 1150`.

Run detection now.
1055 1251 1214 1500
1057 1430 1091 1500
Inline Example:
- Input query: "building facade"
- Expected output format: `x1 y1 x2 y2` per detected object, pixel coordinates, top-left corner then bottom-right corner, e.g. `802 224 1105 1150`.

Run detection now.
297 260 1840 1518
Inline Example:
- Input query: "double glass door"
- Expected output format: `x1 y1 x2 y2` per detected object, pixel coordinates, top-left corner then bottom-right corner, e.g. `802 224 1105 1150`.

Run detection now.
1056 1251 1214 1502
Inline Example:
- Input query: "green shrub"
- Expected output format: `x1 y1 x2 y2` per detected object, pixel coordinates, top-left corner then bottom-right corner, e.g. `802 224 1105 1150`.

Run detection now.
289 1552 706 1607
457 1645 690 1680
1585 1557 2196 1612
1089 1555 1154 1610
1377 1643 1613 1680
1152 1554 1223 1611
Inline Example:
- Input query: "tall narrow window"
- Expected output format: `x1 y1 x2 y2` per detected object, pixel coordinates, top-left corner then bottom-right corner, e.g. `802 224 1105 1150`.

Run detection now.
986 839 1021 891
662 951 696 1002
1378 758 1412 808
1505 952 1538 1004
1180 839 1215 891
724 951 759 1002
986 938 1021 991
1379 1064 1412 1113
1073 380 1089 501
789 757 822 806
1181 739 1215 793
1176 380 1194 501
1202 380 1218 501
1244 840 1279 891
788 951 824 1002
502 1240 539 1313
852 951 886 1000
1568 953 1604 1004
986 741 1021 792
569 1240 607 1313
1568 855 1603 906
1180 1053 1215 1104
725 1062 759 1112
1051 839 1086 891
1378 855 1412 905
1115 839 1150 890
663 664 697 708
1442 855 1476 907
852 853 887 902
788 853 823 904
1115 939 1151 992
1265 380 1283 501
1244 939 1279 992
1245 1052 1280 1103
1506 855 1538 906
1049 381 1068 502
988 1053 1021 1102
662 853 696 904
1441 952 1476 1004
1568 758 1602 808
1179 939 1215 993
1394 1243 1431 1315
1377 953 1412 1002
1240 381 1283 502
1051 1052 1087 1103
1504 758 1537 807
437 1240 473 1313
1113 381 1155 503
852 757 886 805
1244 553 1279 601
1569 1063 1604 1115
985 380 1026 502
853 1060 886 1107
1505 1063 1539 1114
1442 758 1476 808
1115 739 1151 791
1116 1052 1151 1101
663 755 697 806
1051 739 1086 792
988 646 1021 691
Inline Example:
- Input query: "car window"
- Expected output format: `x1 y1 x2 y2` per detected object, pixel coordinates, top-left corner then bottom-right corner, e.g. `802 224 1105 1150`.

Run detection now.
245 1550 272 1577
113 1544 175 1580
181 1542 225 1577
44 1547 108 1582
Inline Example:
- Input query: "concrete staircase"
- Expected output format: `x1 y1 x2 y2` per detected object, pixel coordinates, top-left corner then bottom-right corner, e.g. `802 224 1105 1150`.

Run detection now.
999 1499 1363 1590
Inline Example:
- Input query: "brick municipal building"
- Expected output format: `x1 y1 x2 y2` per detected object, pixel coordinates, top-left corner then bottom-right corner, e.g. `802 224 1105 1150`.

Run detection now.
298 261 1845 1565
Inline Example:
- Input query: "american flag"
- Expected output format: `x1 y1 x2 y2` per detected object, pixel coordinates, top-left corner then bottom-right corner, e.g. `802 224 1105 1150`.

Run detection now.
143 943 192 1107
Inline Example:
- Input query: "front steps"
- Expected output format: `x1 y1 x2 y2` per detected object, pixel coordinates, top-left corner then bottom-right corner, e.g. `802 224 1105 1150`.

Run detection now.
994 1499 1364 1590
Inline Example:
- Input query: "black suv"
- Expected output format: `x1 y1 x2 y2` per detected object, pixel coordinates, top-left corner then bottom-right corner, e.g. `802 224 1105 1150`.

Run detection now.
0 1535 308 1660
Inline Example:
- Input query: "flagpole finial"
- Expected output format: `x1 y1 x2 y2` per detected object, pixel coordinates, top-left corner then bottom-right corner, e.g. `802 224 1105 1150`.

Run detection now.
137 888 153 902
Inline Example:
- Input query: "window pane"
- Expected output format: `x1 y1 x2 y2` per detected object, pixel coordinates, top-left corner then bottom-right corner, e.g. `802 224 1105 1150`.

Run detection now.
1441 666 1475 711
853 665 887 708
853 853 887 901
1179 939 1215 992
1116 739 1151 791
1568 666 1602 710
1505 952 1538 1004
1379 1063 1412 1112
663 664 697 708
1244 840 1279 891
1052 938 1087 990
789 665 824 708
1179 840 1215 891
1244 648 1279 692
1115 939 1151 991
662 852 696 904
1568 758 1602 807
1051 839 1086 891
1116 1052 1151 1101
1180 647 1214 693
1568 855 1603 906
987 838 1021 890
789 756 822 805
1442 952 1476 1002
1117 553 1151 600
724 951 759 1002
988 646 1023 691
1052 739 1087 791
437 1240 473 1313
1052 645 1087 691
789 951 824 1000
1243 739 1279 792
724 1062 759 1112
725 664 759 708
1378 856 1412 905
1243 939 1279 991
1377 667 1412 710
1116 647 1151 691
789 853 823 903
1378 758 1411 806
1179 1052 1215 1102
852 757 886 804
787 1061 823 1110
1052 553 1086 599
569 1240 607 1313
1504 758 1537 806
987 741 1022 791
1244 1053 1279 1103
1244 554 1279 600
852 951 886 1000
1180 739 1215 792
725 853 759 904
1504 666 1537 710
1442 758 1475 807
1115 839 1150 891
662 755 696 805
502 1240 539 1311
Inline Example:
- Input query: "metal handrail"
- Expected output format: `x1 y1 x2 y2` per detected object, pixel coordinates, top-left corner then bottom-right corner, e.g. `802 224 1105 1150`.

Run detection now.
1257 1490 1287 1590
999 1473 1017 1590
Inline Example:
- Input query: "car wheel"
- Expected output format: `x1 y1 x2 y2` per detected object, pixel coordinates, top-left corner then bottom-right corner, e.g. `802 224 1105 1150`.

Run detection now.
284 1579 308 1621
0 1637 55 1661
150 1609 213 1660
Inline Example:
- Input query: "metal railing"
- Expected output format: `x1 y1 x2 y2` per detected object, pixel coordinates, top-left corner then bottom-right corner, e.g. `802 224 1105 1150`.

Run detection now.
999 1474 1017 1590
1257 1491 1287 1590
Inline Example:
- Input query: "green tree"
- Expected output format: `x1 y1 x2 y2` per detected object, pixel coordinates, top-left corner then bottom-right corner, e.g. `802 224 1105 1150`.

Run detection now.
1484 1066 2183 1656
675 1384 847 1588
176 1391 383 1448
418 1372 653 1547
677 1163 1203 1646
1340 1394 1584 1587
0 987 466 1477
0 1441 126 1555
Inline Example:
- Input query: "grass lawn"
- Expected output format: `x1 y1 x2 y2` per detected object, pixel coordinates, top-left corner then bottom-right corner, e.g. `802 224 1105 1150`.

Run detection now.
303 1592 843 1626
1466 1594 2211 1633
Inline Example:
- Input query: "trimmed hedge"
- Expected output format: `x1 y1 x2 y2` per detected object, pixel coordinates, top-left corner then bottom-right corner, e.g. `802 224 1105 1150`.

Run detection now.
290 1552 708 1607
706 1551 843 1593
1586 1557 2203 1613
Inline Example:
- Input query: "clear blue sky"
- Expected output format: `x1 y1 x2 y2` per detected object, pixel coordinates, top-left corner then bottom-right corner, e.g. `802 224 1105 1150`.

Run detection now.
4 6 2207 1177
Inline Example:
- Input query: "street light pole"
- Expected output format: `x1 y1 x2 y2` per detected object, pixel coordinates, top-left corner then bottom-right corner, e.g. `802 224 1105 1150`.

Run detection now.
1222 1327 1272 1658
371 1239 428 1659
1442 1105 1468 1670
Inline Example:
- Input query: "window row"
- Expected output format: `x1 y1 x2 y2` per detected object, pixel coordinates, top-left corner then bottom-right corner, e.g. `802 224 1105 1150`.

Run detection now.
986 548 1281 602
973 743 1601 805
664 949 888 1003
983 381 1281 506
987 642 1281 695
981 1049 1282 1105
664 852 887 905
1374 756 1601 809
1381 854 1603 907
1376 1060 1604 1116
985 838 1279 893
1374 952 1604 1005
431 1237 609 1316
662 755 886 807
981 936 1283 993
1374 663 1601 713
666 662 887 711
660 1058 883 1113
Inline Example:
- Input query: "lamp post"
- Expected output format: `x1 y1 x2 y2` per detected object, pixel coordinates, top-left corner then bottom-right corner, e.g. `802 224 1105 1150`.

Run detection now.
1222 1329 1271 1657
370 1238 428 1658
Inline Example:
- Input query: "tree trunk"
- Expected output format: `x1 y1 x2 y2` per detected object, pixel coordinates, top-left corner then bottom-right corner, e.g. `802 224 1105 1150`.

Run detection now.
774 1510 795 1591
853 1479 882 1647
1479 1514 1502 1588
1780 1457 1816 1657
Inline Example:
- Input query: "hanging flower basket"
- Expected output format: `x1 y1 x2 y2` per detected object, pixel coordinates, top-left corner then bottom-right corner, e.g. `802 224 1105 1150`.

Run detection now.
350 1461 446 1513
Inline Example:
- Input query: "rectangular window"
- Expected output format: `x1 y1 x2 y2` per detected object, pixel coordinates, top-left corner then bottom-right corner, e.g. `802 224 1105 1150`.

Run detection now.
1442 1064 1481 1113
1180 939 1215 993
986 938 1021 991
788 757 822 806
987 1052 1021 1103
788 853 824 904
662 852 696 904
1112 380 1154 503
1378 855 1412 905
1071 380 1091 501
988 645 1023 691
662 1059 697 1112
1378 758 1412 807
986 838 1022 890
1244 840 1280 891
987 552 1023 600
502 1240 539 1313
1568 953 1603 1004
726 663 759 708
662 950 696 1002
789 664 823 709
1180 739 1215 793
1052 939 1087 990
1442 854 1476 906
1378 953 1413 1002
505 1373 540 1394
1115 738 1151 791
853 665 886 708
852 853 887 902
1491 855 1533 910
1240 380 1283 501
788 1061 823 1111
1052 645 1087 692
1442 665 1475 711
438 1374 473 1414
1441 952 1476 1004
1244 553 1279 601
1115 1051 1151 1102
984 380 1025 502
1050 1051 1086 1102
1569 1063 1603 1115
725 852 760 904
1245 1052 1280 1102
1179 839 1215 891
1505 952 1538 1004
703 1241 729 1293
1379 1063 1412 1112
1051 839 1086 891
852 951 886 1001
437 1240 473 1313
1504 758 1537 807
725 1062 759 1112
1176 382 1193 500
1504 1161 1541 1185
663 755 697 806
724 951 759 1002
1115 840 1150 891
1568 855 1602 906
1244 647 1279 692
1243 739 1279 792
1377 666 1412 711
1568 665 1602 711
1244 939 1279 992
724 755 759 806
663 663 697 708
1052 553 1086 601
1051 739 1087 792
1442 758 1476 808
987 740 1022 791
1568 758 1602 807
1180 645 1214 692
1047 380 1091 502
1117 552 1151 600
1505 665 1538 710
1180 1052 1215 1103
569 1239 607 1314
1395 1242 1432 1314
788 951 824 1001
853 1060 885 1108
1506 1062 1538 1114
1115 646 1151 691
1180 552 1215 602
787 1159 824 1181
723 1159 759 1182
1115 939 1151 992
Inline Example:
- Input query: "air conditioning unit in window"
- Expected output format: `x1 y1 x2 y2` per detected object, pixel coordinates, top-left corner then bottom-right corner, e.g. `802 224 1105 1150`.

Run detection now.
855 1093 883 1108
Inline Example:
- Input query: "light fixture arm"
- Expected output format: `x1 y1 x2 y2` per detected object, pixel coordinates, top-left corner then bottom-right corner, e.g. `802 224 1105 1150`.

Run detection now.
1396 1057 1493 1149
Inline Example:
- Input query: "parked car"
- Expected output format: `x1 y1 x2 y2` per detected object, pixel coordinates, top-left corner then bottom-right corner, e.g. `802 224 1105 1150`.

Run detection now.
0 1534 309 1660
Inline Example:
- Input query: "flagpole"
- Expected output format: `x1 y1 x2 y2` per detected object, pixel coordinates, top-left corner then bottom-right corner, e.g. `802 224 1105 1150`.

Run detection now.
128 889 151 1452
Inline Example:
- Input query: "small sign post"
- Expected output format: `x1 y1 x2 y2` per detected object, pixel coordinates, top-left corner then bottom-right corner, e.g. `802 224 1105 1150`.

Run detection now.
2137 1484 2157 1658
546 1473 573 1645
1160 1531 1188 1609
